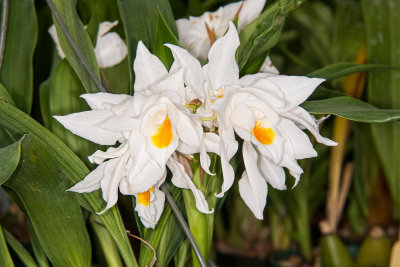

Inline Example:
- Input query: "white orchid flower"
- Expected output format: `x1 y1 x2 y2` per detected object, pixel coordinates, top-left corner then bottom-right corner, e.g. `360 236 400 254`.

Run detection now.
176 0 266 62
54 93 137 213
166 22 243 199
130 41 218 214
49 21 128 68
210 73 337 219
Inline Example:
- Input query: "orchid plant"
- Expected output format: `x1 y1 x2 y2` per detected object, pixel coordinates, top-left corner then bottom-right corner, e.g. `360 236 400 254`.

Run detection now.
0 0 399 267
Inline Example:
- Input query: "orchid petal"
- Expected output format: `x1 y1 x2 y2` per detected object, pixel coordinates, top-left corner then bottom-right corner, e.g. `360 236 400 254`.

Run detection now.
266 75 325 110
80 92 132 110
95 32 128 68
239 141 268 219
97 21 118 38
283 107 338 146
205 22 240 89
134 41 168 92
54 110 123 145
68 163 105 193
168 156 213 214
48 24 66 59
258 155 286 190
166 44 206 100
238 0 266 30
278 118 317 159
97 156 127 214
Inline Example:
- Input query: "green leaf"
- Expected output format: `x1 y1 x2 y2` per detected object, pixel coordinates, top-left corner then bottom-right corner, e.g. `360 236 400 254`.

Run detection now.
50 0 100 93
48 60 98 162
362 0 400 210
0 0 37 113
302 96 400 123
90 215 123 267
3 228 38 267
0 225 14 267
117 0 177 92
0 101 138 267
307 62 390 81
4 134 91 267
154 10 181 69
238 0 299 71
0 136 23 185
28 222 50 267
0 83 15 106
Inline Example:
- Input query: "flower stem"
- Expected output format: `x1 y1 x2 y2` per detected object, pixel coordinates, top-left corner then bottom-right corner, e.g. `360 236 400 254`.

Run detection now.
0 0 9 72
45 0 109 93
160 183 207 267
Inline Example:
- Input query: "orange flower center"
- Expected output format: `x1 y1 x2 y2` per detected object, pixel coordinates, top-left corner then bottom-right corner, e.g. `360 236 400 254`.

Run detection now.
252 121 275 145
151 115 173 148
137 188 153 207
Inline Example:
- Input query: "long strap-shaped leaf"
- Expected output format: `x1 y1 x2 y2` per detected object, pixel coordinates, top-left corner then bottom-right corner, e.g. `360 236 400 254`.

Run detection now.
0 100 138 267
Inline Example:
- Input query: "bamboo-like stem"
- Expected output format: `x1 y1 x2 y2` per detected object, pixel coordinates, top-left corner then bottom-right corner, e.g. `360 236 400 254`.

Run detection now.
0 0 9 72
160 183 207 267
45 0 109 93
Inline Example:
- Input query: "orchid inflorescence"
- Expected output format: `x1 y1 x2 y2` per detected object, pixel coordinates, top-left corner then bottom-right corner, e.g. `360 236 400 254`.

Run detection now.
54 0 336 229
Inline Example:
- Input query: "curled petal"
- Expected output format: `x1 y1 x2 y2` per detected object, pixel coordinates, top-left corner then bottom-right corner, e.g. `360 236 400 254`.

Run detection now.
167 156 213 214
283 107 338 146
239 141 268 219
95 32 128 68
68 163 105 193
80 92 132 110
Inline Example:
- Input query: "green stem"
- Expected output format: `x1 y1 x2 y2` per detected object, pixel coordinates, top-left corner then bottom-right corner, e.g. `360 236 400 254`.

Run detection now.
161 183 207 267
0 0 9 72
183 189 212 267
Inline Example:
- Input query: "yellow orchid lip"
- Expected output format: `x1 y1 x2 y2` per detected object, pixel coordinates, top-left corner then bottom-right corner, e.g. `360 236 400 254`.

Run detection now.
252 121 275 145
137 188 153 207
151 115 173 149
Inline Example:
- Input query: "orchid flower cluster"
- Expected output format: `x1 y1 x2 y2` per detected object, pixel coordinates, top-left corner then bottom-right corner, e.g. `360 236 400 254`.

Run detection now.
54 0 336 229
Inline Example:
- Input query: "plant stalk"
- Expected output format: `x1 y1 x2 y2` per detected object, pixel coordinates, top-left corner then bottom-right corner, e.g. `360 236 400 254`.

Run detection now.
0 0 9 72
161 183 207 267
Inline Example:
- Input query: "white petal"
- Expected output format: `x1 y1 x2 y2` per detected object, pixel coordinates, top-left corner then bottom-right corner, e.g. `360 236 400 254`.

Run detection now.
97 156 127 214
95 32 128 68
255 133 286 165
283 107 337 146
237 0 266 30
205 22 240 89
230 103 255 140
165 44 206 100
134 41 168 92
48 24 66 59
215 126 237 198
239 141 268 219
266 75 325 110
167 157 213 214
134 175 166 228
89 142 128 164
176 18 210 63
258 155 286 190
278 118 317 159
80 92 132 110
54 110 123 145
97 21 118 38
127 135 166 194
151 68 185 101
259 56 279 74
68 163 105 193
